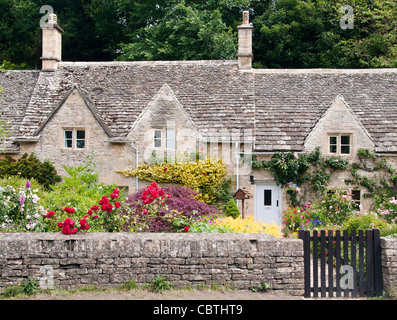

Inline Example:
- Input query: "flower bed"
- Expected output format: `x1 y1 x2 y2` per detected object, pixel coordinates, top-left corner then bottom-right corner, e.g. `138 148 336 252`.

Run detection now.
0 175 282 238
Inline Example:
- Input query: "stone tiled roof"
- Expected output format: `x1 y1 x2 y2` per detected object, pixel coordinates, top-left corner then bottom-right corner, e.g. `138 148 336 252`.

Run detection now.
0 70 40 151
254 69 397 153
1 62 397 153
18 60 255 141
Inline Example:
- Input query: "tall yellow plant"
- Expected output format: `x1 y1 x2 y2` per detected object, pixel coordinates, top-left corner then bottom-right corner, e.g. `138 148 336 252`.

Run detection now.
117 158 227 203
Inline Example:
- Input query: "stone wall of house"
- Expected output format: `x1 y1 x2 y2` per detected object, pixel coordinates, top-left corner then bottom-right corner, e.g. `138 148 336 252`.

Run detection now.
381 237 397 292
0 233 304 296
19 88 137 193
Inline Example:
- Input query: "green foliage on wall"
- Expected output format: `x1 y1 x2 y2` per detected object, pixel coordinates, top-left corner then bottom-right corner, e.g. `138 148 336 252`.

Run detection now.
251 147 396 209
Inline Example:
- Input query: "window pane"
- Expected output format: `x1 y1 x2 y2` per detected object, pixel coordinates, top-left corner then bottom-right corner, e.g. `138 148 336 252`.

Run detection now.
264 190 272 206
341 145 350 154
77 130 85 140
154 130 162 148
76 130 85 149
329 136 337 153
341 135 350 145
154 130 162 139
64 130 73 148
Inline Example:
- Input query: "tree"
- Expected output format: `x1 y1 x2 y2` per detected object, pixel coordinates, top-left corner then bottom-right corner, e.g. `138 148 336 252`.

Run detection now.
117 1 237 61
224 199 240 219
253 0 397 68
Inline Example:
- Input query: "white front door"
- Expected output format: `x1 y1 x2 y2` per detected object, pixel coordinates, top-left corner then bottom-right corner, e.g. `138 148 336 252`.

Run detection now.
255 183 282 224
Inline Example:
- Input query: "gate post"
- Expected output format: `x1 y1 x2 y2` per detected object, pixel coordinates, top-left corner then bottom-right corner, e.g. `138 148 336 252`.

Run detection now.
299 230 311 298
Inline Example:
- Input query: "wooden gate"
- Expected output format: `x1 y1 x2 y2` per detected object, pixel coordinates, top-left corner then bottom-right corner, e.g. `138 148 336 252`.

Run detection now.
298 229 383 298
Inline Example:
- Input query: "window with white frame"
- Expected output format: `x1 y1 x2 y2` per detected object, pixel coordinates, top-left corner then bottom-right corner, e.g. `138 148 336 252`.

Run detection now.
64 129 85 149
154 129 162 148
153 128 175 150
328 134 351 155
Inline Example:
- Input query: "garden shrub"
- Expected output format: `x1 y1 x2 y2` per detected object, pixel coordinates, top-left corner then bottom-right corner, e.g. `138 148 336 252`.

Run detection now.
188 216 232 233
343 213 391 236
117 158 228 204
224 199 240 219
0 153 61 189
0 179 47 232
309 188 356 225
124 184 221 232
39 161 125 232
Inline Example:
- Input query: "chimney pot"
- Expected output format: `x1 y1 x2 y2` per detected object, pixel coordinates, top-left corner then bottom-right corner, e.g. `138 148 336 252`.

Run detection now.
237 10 253 70
41 14 64 72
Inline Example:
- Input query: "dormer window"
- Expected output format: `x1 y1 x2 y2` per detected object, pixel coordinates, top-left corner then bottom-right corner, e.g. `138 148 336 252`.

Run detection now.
64 129 85 149
329 134 351 155
153 128 175 150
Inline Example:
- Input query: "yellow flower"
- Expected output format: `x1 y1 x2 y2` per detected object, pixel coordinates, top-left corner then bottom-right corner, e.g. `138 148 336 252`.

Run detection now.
216 216 282 238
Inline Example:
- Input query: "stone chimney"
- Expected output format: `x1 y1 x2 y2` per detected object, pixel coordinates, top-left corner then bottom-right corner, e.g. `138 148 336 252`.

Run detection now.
41 14 64 72
237 10 253 70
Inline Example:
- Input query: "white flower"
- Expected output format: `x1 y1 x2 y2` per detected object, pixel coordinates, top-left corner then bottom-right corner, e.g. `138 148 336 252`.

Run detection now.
26 215 31 219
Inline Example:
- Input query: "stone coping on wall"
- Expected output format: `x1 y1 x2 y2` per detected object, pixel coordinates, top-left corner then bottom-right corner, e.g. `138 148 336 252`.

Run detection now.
0 233 304 296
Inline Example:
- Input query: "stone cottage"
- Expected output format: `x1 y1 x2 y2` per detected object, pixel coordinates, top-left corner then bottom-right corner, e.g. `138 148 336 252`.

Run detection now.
0 12 396 224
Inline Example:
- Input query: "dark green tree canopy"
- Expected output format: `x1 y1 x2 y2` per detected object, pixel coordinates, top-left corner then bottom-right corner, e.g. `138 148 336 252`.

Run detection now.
0 0 396 69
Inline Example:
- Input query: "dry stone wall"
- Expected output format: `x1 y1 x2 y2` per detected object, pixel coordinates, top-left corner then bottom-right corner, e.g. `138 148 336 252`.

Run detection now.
0 233 304 296
381 237 397 292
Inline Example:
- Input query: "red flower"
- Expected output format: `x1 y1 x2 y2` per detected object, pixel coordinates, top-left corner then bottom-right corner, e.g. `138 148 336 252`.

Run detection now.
83 224 90 230
64 218 73 226
80 219 87 226
101 204 107 211
45 211 55 218
62 225 72 235
184 226 189 233
93 215 98 219
64 207 75 214
99 196 109 205
114 201 121 208
150 182 158 189
106 203 113 213
71 228 78 234
113 188 120 194
57 222 63 228
91 205 99 212
110 192 119 199
164 167 167 172
87 209 93 216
